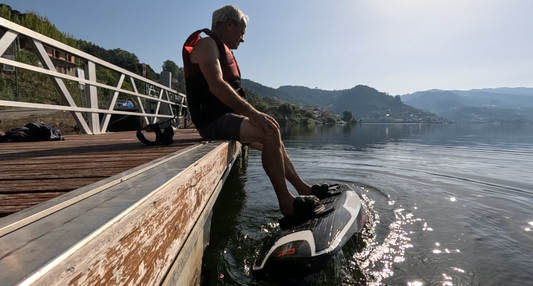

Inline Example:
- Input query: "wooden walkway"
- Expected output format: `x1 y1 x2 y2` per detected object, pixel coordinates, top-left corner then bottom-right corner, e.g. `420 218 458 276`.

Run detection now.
0 129 203 217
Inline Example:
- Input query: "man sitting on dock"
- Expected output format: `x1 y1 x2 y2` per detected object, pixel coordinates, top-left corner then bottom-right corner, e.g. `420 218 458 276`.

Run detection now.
182 5 335 218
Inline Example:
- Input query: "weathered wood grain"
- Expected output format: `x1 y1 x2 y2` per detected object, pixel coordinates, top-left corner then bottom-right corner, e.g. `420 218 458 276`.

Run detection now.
0 178 100 193
0 130 203 216
24 142 238 286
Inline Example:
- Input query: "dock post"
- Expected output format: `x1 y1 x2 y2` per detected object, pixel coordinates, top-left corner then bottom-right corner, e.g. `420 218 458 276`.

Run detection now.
84 60 101 134
159 71 174 128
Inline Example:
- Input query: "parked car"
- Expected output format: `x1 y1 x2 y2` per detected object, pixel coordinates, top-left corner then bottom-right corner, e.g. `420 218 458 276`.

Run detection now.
115 100 135 109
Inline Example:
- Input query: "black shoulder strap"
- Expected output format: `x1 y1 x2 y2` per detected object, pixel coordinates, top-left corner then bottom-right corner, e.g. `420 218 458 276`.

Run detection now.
136 124 164 145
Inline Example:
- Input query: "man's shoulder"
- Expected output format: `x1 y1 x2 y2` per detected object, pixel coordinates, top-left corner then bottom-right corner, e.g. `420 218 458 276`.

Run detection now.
195 37 217 49
191 37 219 62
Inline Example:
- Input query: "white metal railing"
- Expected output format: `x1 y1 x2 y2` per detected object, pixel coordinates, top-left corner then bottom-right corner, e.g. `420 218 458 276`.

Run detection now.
0 17 188 134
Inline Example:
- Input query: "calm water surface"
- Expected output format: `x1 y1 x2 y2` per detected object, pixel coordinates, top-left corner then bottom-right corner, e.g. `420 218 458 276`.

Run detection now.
201 124 533 286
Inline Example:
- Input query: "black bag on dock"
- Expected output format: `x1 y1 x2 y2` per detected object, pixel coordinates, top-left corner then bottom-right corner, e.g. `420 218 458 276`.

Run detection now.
0 123 64 143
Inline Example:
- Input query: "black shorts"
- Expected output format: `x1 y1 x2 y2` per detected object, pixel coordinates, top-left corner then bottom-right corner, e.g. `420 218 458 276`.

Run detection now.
196 113 245 141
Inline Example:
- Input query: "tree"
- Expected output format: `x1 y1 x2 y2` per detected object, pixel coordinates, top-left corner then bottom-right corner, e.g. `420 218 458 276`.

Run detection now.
162 60 184 91
323 116 337 124
342 110 353 122
0 5 12 20
295 108 306 117
277 103 294 119
107 48 140 73
162 60 180 76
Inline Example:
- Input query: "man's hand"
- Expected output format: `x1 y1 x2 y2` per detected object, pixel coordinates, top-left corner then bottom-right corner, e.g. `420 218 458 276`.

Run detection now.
249 111 280 135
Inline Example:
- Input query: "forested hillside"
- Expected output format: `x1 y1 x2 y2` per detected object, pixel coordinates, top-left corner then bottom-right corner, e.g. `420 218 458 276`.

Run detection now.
0 4 184 95
242 81 444 123
332 85 442 123
1 3 444 125
241 79 296 103
403 88 533 123
277 85 341 109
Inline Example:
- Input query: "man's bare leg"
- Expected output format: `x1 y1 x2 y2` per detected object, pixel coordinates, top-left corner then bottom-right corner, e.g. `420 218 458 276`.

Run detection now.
249 142 312 195
240 119 296 216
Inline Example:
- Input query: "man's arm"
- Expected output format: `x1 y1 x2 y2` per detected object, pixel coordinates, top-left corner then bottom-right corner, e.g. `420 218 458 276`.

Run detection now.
191 37 279 132
191 38 255 116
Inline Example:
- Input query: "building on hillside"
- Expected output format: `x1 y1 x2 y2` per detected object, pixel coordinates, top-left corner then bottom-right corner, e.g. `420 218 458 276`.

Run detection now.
41 45 77 76
0 28 78 77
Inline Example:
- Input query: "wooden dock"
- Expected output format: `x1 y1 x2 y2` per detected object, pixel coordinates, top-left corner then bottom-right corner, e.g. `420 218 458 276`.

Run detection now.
0 129 241 286
0 16 236 285
0 129 203 217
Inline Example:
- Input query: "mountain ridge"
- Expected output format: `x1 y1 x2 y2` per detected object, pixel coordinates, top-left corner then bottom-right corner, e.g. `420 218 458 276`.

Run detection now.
242 80 445 123
243 79 533 123
402 88 533 123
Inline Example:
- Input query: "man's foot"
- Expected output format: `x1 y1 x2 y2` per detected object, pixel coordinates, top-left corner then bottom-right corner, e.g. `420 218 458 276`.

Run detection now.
279 196 335 229
295 184 313 196
280 197 296 217
296 183 343 197
293 195 321 217
311 183 342 199
282 195 333 218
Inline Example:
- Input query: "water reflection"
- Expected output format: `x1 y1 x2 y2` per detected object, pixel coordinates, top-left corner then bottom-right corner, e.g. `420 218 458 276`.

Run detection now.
282 123 533 151
202 124 533 286
201 150 249 286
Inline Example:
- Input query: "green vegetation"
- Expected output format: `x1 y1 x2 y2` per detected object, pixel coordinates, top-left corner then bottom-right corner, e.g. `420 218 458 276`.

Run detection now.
331 85 444 123
161 60 185 92
0 5 81 106
244 88 348 125
0 5 78 47
1 3 445 130
0 4 185 109
403 89 533 123
242 80 445 124
342 110 356 123
0 47 85 106
277 103 294 120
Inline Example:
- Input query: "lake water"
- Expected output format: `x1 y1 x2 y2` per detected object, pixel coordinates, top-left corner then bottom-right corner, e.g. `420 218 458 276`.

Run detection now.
201 124 533 286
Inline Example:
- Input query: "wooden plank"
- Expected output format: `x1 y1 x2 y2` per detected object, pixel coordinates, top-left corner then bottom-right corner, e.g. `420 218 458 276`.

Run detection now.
0 156 166 165
0 130 203 216
0 161 150 171
0 168 130 180
0 160 151 168
0 193 66 216
163 141 243 286
0 142 198 154
0 178 101 193
24 142 236 286
0 149 197 159
0 193 67 205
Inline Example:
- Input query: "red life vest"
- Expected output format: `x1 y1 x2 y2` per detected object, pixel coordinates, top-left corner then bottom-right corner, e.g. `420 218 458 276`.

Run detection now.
182 29 246 128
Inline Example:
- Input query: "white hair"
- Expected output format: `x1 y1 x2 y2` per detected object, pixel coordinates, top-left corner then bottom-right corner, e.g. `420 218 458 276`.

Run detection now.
211 5 249 30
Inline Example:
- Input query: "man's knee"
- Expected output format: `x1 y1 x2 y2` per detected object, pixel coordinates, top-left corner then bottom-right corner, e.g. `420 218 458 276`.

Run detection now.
263 127 281 144
249 128 281 146
240 119 281 145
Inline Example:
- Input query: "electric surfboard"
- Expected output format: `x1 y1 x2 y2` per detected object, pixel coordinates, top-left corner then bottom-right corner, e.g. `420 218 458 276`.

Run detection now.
252 184 366 281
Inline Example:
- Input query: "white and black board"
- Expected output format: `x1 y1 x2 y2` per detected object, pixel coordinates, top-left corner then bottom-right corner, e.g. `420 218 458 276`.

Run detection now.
252 184 366 281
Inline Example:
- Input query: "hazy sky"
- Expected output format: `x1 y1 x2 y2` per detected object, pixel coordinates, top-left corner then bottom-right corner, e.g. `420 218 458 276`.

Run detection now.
4 0 533 95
